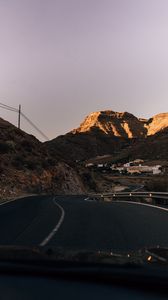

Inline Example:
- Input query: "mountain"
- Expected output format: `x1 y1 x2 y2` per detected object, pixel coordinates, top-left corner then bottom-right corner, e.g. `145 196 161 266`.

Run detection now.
47 110 168 162
72 110 168 138
0 117 84 199
72 111 147 138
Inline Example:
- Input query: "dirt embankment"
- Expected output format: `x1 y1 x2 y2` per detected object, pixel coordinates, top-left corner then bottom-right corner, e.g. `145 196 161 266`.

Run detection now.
0 162 86 201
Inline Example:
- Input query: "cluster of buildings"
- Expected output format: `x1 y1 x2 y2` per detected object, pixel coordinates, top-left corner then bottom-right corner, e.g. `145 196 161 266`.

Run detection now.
85 159 163 175
114 159 162 175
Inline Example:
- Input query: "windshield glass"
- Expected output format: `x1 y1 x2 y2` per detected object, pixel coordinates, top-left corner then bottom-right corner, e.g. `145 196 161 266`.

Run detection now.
0 0 168 270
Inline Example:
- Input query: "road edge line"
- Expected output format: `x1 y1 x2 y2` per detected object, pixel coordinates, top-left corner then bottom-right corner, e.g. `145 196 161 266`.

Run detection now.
39 197 65 247
0 194 37 206
116 200 168 212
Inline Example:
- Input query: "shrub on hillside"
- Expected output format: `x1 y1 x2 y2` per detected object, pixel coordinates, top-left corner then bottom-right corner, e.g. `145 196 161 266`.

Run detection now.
6 140 16 151
146 177 168 192
82 172 97 190
12 155 25 170
20 139 33 152
0 141 14 154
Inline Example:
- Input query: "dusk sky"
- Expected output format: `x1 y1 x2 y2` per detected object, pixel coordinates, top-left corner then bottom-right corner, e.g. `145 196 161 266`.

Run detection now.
0 0 168 140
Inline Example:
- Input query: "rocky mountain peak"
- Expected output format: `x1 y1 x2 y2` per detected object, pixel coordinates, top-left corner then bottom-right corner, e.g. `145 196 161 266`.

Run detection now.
71 110 168 138
72 110 147 138
145 113 168 136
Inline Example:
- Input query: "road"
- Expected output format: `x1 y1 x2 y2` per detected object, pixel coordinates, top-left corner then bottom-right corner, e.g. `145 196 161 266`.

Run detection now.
0 195 168 252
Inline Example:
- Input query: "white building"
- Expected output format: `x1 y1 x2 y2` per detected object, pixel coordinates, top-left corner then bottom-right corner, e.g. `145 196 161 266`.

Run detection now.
85 163 94 168
126 165 161 175
97 164 104 168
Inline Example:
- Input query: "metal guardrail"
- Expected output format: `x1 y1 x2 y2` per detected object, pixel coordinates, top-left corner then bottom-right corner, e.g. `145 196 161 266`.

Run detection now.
87 192 168 203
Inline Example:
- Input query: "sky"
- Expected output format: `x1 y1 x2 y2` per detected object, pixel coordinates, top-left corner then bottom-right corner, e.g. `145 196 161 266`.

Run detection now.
0 0 168 141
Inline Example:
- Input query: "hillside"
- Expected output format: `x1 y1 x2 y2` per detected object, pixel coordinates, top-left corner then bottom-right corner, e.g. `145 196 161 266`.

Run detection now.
125 127 168 161
0 117 85 199
47 110 168 162
47 131 130 161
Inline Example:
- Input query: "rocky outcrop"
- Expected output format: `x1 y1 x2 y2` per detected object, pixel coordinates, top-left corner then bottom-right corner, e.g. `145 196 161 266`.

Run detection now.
0 162 85 200
145 113 168 136
72 111 168 138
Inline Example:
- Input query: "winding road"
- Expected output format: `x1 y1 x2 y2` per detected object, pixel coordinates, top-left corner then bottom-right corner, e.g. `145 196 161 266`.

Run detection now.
0 195 168 252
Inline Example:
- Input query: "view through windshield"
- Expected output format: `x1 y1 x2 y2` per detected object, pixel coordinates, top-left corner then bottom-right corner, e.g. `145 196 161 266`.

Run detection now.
0 0 168 278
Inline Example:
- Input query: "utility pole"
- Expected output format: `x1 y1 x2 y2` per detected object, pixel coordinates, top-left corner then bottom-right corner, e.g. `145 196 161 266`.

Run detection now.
18 104 21 129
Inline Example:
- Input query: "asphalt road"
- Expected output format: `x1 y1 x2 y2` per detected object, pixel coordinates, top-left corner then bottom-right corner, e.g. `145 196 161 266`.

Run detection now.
0 195 168 252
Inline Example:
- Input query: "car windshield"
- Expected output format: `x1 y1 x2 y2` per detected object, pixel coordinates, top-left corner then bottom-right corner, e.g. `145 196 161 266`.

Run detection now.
0 0 168 272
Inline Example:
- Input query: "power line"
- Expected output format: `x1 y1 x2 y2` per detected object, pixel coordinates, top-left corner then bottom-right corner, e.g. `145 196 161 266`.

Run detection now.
21 112 49 141
0 102 18 112
0 105 18 113
0 102 18 110
0 101 49 141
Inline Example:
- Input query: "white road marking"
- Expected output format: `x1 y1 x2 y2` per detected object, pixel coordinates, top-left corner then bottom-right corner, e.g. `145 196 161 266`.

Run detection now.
0 194 37 206
116 200 168 212
132 185 144 192
0 196 28 206
40 197 65 247
84 197 96 202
